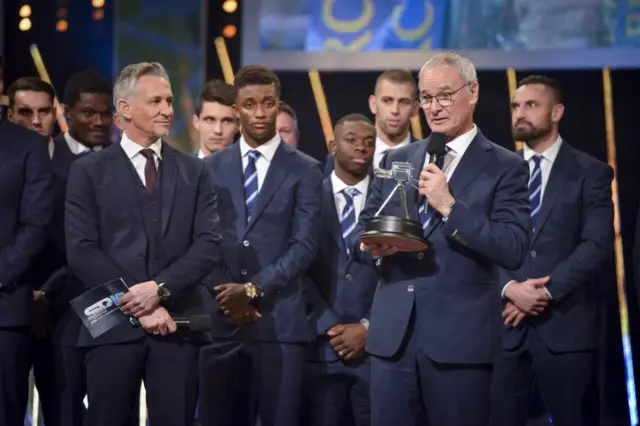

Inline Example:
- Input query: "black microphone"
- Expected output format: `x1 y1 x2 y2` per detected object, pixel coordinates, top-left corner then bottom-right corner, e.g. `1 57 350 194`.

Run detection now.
427 132 447 165
129 314 211 332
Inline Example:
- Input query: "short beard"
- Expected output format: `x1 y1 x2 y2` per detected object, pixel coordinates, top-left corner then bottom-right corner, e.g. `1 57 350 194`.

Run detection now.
512 119 552 144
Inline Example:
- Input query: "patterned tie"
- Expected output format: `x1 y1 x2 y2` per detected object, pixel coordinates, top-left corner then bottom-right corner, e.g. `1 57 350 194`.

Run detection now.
244 150 261 222
418 147 451 230
139 149 157 196
340 188 360 255
529 155 543 231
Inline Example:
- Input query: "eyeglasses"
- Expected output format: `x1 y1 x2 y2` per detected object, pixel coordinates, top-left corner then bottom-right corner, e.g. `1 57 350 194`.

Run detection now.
419 83 472 108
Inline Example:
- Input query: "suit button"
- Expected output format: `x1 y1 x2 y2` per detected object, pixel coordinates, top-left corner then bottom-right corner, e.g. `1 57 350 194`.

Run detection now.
243 240 250 247
417 253 424 260
530 250 537 258
407 285 414 292
345 274 352 281
240 269 248 276
137 253 144 259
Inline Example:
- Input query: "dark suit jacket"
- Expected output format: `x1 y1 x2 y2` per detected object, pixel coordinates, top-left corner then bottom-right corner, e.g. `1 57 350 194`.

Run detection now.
203 141 323 343
501 142 613 353
304 177 379 362
65 141 222 346
0 120 54 327
350 130 531 364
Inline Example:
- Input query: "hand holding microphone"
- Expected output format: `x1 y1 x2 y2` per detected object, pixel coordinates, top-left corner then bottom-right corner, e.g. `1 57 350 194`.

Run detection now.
419 132 455 217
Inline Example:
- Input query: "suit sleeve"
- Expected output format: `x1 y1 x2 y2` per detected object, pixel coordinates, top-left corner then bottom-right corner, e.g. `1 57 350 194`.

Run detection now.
547 164 614 302
153 164 222 297
250 163 323 298
302 274 339 335
0 137 54 289
65 162 131 287
441 158 531 271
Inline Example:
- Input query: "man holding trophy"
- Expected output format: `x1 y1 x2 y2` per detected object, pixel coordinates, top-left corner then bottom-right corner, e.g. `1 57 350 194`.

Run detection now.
351 53 532 426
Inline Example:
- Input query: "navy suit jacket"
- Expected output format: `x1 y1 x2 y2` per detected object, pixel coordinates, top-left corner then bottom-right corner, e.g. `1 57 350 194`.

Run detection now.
501 142 613 353
0 120 54 327
350 130 531 364
65 141 222 346
304 177 379 362
203 140 323 343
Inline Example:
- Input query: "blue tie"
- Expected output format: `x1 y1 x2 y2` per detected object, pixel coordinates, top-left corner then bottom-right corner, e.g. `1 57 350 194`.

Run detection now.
340 188 359 255
244 150 260 222
418 148 449 230
529 155 543 231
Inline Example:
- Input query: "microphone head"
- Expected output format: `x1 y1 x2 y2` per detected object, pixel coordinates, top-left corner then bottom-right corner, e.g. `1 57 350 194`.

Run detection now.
427 132 447 157
188 314 212 332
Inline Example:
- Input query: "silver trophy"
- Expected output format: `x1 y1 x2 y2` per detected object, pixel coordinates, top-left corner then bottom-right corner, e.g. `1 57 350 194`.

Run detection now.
360 162 427 252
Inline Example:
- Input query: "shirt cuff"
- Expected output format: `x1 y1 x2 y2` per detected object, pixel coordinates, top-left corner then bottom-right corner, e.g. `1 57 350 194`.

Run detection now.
544 287 553 300
360 318 370 330
501 280 516 299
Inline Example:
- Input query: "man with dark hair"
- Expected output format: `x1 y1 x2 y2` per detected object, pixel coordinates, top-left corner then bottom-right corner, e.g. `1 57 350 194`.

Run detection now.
193 79 238 158
303 113 377 426
0 66 55 426
7 77 57 143
491 75 613 426
277 101 300 148
201 65 323 426
62 68 113 153
324 69 419 175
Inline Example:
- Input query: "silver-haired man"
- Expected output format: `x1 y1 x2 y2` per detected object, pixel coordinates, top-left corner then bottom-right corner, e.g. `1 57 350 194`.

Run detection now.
65 62 222 426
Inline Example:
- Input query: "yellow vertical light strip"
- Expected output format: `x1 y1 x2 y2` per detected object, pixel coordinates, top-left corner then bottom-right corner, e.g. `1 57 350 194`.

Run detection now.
602 67 638 424
506 67 522 151
32 387 40 426
139 383 147 426
410 115 423 140
308 70 334 146
29 44 68 133
214 37 235 85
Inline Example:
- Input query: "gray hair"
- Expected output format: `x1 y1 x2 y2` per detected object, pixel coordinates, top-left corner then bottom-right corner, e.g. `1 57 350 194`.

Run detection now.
419 53 477 85
113 62 170 115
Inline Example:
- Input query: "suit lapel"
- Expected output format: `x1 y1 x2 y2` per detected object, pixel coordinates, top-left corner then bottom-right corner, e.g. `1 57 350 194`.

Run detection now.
110 145 145 229
160 142 177 237
446 133 493 199
408 140 428 217
530 142 572 244
323 178 344 252
245 143 291 235
226 144 248 237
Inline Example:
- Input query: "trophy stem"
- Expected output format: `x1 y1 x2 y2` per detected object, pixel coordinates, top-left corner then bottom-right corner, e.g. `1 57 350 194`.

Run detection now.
398 184 410 219
374 183 400 217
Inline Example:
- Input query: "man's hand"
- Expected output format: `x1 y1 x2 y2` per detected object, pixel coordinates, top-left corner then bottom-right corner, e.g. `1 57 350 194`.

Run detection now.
138 306 177 336
360 243 399 257
504 277 551 315
215 283 251 314
327 323 367 360
119 281 161 318
502 301 526 327
419 163 455 217
229 305 263 325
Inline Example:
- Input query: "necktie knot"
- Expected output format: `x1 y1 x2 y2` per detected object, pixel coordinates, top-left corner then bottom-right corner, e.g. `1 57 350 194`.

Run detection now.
531 155 543 167
140 148 155 161
343 187 360 199
247 150 260 162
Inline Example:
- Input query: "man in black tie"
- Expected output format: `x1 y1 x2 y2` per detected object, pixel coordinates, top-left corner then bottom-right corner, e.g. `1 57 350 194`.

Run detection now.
65 61 221 426
0 60 55 426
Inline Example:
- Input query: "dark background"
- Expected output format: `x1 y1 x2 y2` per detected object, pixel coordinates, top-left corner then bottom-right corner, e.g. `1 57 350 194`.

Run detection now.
4 0 639 424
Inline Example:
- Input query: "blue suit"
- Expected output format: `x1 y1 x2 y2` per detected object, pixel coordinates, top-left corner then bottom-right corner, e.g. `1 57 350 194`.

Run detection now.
490 142 614 426
350 130 531 426
201 140 323 426
303 177 378 426
0 120 53 426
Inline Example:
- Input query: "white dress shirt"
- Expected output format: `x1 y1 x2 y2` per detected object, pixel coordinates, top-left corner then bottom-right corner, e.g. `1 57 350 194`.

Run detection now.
374 134 411 168
119 131 162 186
421 124 477 179
48 139 54 158
330 172 370 223
501 136 562 299
64 132 102 155
239 134 281 192
197 149 206 159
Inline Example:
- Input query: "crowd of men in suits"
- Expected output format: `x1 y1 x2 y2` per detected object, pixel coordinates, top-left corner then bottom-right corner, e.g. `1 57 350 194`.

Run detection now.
0 51 613 426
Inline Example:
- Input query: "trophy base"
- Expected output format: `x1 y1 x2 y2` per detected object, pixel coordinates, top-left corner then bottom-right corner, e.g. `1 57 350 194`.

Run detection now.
360 216 428 252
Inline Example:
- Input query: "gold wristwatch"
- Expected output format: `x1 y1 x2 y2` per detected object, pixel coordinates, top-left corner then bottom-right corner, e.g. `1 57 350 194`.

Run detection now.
244 282 263 300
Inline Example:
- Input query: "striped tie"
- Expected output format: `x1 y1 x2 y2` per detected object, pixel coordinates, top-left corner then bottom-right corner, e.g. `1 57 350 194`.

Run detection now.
340 188 360 255
418 147 450 230
529 155 543 231
244 150 260 222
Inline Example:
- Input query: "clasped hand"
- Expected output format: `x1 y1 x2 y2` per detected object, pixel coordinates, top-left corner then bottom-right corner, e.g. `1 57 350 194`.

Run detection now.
214 283 262 325
502 276 551 326
119 281 160 318
138 306 177 336
327 323 367 360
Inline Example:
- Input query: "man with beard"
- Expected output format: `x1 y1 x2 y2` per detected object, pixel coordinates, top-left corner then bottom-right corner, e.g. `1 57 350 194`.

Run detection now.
193 79 239 158
324 69 419 174
490 75 613 426
202 65 323 426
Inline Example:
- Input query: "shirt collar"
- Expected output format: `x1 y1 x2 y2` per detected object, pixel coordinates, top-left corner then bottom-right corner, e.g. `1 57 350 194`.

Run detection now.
197 149 206 159
375 133 411 154
48 138 54 159
522 136 563 163
64 131 98 155
446 124 477 156
239 134 281 162
330 171 370 198
120 131 163 160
